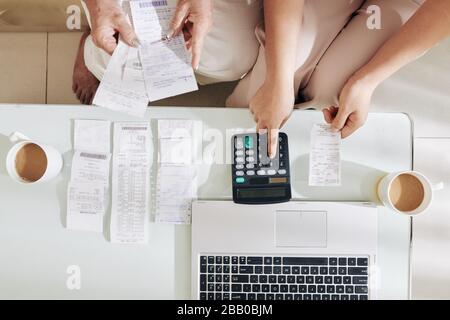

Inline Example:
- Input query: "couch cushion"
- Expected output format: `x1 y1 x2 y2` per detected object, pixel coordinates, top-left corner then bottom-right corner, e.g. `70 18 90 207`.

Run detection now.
0 0 88 32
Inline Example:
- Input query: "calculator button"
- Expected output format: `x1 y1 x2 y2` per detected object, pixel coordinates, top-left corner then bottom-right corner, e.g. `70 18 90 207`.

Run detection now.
257 170 266 176
236 164 244 170
278 169 286 175
246 150 254 156
236 139 244 149
235 150 244 156
267 170 276 175
235 177 245 184
235 157 244 163
244 136 254 149
247 171 255 176
246 157 255 163
246 164 255 169
236 171 244 176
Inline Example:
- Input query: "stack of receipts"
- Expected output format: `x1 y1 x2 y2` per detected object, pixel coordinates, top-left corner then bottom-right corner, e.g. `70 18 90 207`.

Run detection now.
309 124 341 186
67 120 112 233
110 122 152 244
155 119 200 224
93 0 198 117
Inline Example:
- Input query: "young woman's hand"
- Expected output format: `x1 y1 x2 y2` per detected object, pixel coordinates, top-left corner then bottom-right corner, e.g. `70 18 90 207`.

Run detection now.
323 76 376 139
249 81 295 158
323 0 450 138
169 0 213 70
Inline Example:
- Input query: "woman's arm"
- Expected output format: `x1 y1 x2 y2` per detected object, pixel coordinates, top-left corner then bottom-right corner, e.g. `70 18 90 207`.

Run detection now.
327 0 450 138
250 0 304 158
263 0 303 87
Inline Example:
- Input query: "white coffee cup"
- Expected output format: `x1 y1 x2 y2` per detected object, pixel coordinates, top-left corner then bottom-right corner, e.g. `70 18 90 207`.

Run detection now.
377 171 443 216
5 132 63 184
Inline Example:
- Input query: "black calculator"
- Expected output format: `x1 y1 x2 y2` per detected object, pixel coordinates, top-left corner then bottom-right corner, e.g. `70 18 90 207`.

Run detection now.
231 133 291 204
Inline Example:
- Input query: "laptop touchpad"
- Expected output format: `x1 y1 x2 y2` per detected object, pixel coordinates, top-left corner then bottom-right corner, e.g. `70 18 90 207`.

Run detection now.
275 211 327 247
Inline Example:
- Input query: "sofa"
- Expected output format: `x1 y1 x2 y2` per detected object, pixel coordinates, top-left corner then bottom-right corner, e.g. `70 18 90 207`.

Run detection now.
0 0 88 32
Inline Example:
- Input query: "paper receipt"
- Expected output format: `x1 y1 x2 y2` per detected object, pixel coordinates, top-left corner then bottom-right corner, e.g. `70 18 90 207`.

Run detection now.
309 124 341 186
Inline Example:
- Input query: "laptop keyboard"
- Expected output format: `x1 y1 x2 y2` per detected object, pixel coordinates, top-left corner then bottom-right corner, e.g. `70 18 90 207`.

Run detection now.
199 255 369 301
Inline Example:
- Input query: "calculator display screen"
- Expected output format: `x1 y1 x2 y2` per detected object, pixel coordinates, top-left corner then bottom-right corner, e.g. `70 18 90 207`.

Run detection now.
237 187 287 199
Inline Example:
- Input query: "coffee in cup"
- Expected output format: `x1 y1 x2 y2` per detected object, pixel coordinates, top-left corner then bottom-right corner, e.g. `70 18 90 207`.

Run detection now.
14 143 48 182
6 132 63 184
377 171 443 216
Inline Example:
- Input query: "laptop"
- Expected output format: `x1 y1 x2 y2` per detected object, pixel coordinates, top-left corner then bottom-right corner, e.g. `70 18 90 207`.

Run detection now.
191 201 378 301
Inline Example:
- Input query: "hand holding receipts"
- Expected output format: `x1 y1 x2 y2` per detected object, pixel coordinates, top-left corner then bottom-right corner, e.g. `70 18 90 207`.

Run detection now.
93 1 198 117
130 0 198 102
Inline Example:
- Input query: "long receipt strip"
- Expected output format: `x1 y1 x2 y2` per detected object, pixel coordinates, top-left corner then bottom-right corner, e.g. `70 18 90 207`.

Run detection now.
110 122 151 244
309 124 341 186
155 119 199 224
130 0 198 101
67 120 112 232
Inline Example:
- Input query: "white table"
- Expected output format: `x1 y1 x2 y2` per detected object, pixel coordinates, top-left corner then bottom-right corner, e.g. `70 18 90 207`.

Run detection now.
0 105 412 299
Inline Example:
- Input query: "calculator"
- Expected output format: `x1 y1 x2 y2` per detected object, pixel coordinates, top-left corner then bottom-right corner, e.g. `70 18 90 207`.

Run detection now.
231 133 291 204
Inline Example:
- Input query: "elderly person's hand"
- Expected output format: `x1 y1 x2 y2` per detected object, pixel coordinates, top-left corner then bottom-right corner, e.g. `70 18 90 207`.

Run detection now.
85 0 139 54
168 0 213 70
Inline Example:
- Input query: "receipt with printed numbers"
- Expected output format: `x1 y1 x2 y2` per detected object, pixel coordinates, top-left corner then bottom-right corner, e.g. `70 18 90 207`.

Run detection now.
93 41 149 117
158 119 194 139
67 120 112 233
155 165 197 224
129 0 198 101
67 182 104 233
110 122 152 244
155 119 199 224
157 119 202 165
309 124 341 186
74 119 111 154
159 139 192 165
70 151 111 186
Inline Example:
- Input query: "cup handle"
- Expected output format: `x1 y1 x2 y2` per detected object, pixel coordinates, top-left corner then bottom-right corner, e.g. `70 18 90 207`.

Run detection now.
432 182 445 191
8 131 30 143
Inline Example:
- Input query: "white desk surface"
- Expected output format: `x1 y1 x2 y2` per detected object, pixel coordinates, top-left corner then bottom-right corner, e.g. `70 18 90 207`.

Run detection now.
0 104 412 299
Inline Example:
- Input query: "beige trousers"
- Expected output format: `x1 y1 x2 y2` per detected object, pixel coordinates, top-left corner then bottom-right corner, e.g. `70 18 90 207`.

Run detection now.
227 0 425 109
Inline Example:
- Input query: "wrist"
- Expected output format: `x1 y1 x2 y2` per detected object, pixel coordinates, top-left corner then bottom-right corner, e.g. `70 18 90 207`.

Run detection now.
351 66 385 91
265 70 295 90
